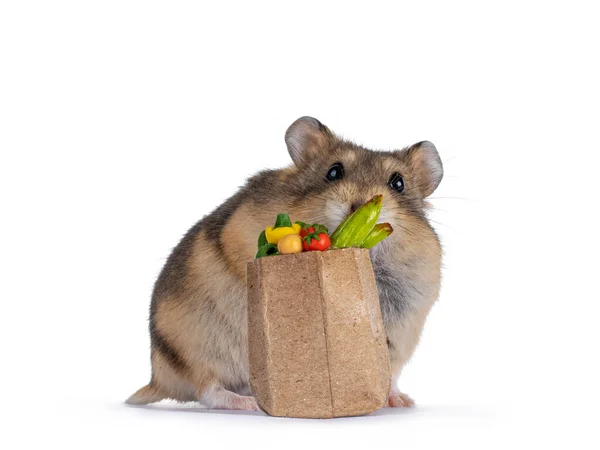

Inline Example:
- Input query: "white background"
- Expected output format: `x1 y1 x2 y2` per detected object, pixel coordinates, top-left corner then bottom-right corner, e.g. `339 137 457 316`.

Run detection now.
1 1 599 449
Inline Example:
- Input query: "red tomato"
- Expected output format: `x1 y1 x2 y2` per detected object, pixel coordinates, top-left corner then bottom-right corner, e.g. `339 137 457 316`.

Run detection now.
300 226 315 238
303 232 331 251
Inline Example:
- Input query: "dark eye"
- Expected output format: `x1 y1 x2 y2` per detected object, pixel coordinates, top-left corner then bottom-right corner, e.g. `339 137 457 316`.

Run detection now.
325 162 344 182
388 172 405 193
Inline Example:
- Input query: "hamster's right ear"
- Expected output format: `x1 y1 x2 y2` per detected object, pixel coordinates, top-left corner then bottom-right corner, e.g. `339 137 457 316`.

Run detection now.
285 116 334 166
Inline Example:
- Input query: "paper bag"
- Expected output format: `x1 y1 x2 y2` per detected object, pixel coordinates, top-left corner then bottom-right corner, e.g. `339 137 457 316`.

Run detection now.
247 248 391 418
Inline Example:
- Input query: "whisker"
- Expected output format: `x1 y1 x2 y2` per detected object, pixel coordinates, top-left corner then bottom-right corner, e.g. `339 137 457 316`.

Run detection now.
393 222 428 245
428 197 477 201
443 154 460 164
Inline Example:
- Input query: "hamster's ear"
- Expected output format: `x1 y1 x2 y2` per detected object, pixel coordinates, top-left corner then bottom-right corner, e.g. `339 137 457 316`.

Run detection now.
405 141 443 198
285 116 333 166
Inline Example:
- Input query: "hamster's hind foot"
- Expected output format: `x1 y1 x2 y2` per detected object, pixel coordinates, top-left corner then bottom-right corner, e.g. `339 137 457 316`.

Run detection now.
199 384 260 411
386 391 415 408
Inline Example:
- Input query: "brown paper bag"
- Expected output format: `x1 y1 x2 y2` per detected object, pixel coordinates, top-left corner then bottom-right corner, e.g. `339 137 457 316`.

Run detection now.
247 248 391 419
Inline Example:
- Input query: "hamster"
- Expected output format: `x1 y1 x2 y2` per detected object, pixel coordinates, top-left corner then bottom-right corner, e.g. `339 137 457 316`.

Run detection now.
126 117 443 410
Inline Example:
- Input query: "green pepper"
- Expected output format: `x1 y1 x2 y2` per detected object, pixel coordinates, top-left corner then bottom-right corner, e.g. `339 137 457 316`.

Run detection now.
360 223 394 249
330 195 383 248
257 230 268 249
255 243 279 258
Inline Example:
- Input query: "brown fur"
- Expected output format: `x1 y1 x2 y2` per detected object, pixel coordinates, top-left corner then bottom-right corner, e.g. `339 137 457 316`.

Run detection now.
127 117 443 409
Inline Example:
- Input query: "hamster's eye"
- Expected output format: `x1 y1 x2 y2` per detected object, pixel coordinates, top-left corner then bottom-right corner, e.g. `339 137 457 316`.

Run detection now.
325 162 344 182
388 172 405 193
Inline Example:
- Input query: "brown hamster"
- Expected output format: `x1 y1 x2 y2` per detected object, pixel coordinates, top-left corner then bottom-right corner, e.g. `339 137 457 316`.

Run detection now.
126 117 443 410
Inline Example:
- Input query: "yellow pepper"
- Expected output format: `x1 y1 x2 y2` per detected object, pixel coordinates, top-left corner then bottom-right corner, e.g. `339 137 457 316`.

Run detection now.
265 223 301 244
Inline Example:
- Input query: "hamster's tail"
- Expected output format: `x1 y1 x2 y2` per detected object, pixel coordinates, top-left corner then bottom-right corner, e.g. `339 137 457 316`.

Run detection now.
125 383 167 405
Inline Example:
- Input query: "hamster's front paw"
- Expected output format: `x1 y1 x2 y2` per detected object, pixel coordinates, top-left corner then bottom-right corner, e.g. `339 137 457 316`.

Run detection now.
231 395 260 411
200 385 261 411
386 391 415 408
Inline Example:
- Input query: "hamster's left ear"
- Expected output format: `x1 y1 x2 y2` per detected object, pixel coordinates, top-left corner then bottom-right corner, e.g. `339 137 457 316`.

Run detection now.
285 116 334 166
405 141 443 198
